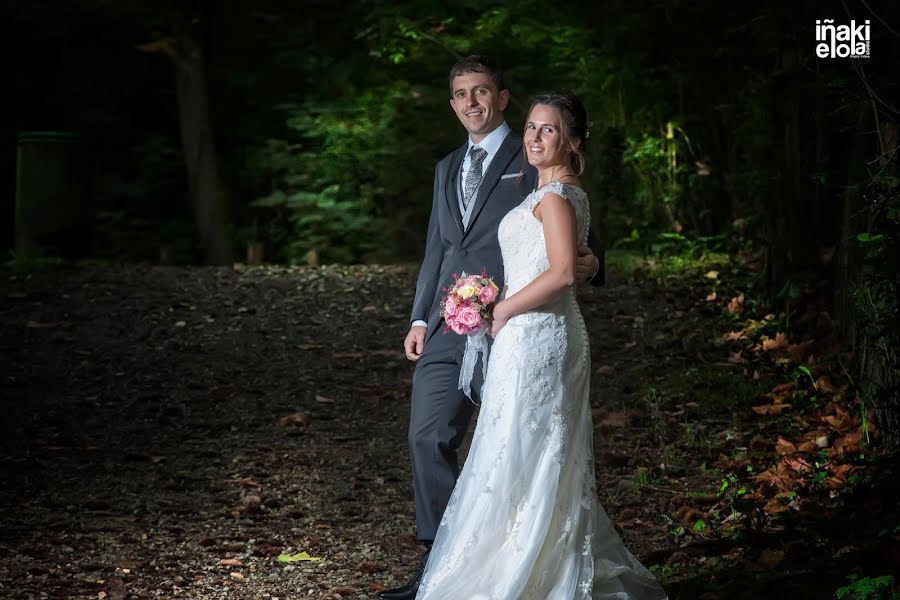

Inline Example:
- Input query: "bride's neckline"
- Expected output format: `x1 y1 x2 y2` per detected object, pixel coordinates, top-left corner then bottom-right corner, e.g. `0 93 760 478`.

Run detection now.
533 181 585 193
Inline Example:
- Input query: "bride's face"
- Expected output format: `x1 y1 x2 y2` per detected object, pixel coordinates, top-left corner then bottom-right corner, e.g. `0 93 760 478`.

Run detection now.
524 104 568 169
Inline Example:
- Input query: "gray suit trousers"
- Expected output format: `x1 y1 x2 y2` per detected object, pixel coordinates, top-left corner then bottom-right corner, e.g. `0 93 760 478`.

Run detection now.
407 328 487 545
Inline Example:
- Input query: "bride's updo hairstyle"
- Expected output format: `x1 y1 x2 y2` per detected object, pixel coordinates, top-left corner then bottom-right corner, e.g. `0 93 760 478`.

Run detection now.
525 91 589 175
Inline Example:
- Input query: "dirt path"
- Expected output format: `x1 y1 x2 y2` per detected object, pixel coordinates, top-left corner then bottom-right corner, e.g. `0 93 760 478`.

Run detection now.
0 263 893 599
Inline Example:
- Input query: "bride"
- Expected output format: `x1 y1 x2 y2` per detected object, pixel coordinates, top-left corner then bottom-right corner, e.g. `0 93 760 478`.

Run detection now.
415 92 669 599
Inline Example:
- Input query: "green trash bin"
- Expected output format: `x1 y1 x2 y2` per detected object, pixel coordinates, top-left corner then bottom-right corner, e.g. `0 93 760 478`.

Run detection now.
15 131 88 257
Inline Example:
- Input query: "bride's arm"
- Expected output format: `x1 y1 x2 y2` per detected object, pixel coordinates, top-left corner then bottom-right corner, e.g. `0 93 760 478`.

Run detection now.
493 193 577 323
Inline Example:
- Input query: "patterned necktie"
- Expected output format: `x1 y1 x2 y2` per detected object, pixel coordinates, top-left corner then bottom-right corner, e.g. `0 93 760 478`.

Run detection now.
462 146 488 210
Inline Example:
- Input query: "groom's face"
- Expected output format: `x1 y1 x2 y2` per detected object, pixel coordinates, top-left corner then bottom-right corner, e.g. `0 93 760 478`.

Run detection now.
449 71 509 142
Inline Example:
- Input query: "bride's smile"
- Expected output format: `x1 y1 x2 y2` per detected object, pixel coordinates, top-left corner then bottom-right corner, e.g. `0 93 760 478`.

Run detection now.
524 103 566 168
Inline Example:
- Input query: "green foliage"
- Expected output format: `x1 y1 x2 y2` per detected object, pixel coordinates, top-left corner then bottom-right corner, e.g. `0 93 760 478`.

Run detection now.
622 124 696 229
834 574 897 600
851 173 900 446
4 251 63 276
249 83 425 264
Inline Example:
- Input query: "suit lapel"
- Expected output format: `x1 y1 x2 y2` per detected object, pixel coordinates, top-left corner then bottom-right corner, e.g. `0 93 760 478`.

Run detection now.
444 144 466 238
463 131 521 239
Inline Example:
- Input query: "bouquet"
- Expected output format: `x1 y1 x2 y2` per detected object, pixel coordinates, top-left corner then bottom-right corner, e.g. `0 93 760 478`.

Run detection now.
441 269 500 334
440 269 500 399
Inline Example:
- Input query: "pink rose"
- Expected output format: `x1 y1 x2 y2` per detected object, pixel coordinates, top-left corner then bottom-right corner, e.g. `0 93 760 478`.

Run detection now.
457 306 481 331
477 285 497 304
465 275 479 285
444 295 459 317
450 318 468 335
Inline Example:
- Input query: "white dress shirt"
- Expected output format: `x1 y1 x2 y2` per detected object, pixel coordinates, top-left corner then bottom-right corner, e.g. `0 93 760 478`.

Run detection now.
458 121 511 229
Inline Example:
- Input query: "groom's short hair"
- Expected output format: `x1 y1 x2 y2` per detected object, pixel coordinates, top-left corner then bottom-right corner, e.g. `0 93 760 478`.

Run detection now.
448 55 506 94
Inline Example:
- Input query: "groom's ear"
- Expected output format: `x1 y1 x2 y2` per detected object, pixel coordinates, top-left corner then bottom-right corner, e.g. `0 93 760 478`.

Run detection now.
498 89 509 111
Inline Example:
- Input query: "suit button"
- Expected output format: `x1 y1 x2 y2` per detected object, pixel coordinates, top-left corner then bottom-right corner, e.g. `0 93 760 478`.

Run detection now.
459 249 468 257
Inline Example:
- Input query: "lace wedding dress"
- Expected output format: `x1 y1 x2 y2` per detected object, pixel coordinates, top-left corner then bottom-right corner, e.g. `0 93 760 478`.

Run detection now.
416 182 668 599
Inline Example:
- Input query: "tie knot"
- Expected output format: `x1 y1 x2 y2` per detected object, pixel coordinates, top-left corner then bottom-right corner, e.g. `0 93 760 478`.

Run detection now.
469 146 487 165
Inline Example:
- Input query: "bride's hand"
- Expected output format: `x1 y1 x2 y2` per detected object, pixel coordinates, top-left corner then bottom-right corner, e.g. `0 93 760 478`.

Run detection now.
489 302 510 337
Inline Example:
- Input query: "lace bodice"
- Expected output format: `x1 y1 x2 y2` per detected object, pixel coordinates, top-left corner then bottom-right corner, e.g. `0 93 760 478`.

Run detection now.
498 181 591 298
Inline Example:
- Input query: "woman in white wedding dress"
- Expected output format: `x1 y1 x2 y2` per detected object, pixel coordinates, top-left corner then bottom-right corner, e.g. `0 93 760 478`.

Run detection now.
416 92 668 600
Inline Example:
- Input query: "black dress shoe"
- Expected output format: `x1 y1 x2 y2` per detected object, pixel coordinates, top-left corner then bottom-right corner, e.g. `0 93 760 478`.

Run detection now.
378 550 430 600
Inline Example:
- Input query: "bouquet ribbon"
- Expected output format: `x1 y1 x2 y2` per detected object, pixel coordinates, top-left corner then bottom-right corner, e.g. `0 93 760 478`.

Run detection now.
458 324 490 400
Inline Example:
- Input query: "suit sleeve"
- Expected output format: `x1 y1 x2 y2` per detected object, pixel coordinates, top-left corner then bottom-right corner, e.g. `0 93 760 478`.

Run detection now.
410 164 445 323
585 227 606 287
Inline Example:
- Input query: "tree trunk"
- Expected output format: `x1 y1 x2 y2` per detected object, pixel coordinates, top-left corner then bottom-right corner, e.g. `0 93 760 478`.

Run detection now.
834 102 869 349
173 28 231 266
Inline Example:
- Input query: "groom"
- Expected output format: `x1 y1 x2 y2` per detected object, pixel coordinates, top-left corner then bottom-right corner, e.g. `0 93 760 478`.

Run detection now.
380 56 605 600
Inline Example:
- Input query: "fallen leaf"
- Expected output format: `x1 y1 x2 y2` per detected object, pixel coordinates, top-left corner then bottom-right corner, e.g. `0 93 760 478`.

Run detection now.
752 403 792 416
786 339 815 361
783 457 812 474
728 350 746 364
219 558 244 567
315 395 335 404
722 323 757 342
831 431 863 456
706 291 717 301
762 497 789 514
276 412 308 428
775 437 797 455
771 382 794 394
277 551 323 563
823 414 850 432
357 560 383 574
762 332 789 351
797 440 818 453
727 293 745 314
230 572 245 580
816 376 837 394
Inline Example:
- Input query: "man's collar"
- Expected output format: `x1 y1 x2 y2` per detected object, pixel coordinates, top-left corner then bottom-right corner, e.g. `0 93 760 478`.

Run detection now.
467 121 511 157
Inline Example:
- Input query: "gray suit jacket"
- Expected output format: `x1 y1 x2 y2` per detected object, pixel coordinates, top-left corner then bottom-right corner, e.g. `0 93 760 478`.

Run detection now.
411 130 605 343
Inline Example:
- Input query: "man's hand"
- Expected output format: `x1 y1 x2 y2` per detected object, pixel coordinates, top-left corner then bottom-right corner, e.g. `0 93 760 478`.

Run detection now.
404 325 427 361
575 245 600 283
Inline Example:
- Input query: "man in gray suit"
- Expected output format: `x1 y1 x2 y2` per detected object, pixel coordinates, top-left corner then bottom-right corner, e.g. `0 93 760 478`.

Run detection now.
380 56 605 600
